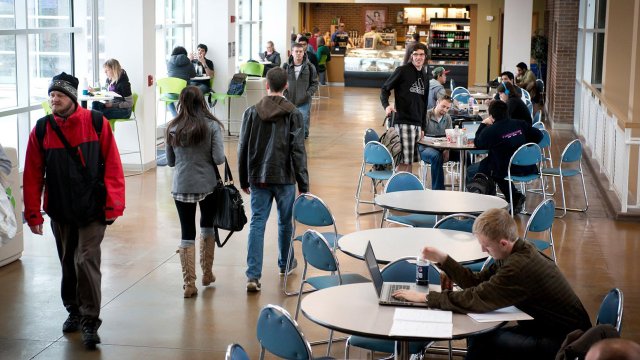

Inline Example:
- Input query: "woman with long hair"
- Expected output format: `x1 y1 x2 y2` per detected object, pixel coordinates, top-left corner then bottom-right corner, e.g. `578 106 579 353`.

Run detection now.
91 58 133 119
166 86 225 298
497 81 533 125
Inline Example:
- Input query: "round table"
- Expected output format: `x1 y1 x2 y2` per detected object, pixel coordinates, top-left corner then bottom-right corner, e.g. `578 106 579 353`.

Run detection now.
339 227 486 264
78 93 115 108
419 138 477 190
301 283 505 360
374 190 508 214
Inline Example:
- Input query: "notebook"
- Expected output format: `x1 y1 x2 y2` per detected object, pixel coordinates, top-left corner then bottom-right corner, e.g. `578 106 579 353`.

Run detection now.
364 241 428 307
258 52 266 61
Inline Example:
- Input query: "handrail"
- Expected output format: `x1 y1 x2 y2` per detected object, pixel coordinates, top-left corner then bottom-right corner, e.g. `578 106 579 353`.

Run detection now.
581 80 640 129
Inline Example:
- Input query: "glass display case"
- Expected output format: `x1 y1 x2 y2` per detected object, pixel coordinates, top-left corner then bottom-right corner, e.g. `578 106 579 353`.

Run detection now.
344 49 406 87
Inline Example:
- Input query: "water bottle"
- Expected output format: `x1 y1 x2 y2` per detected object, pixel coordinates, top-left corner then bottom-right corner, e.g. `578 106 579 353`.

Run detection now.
453 125 461 145
468 96 474 111
416 253 430 286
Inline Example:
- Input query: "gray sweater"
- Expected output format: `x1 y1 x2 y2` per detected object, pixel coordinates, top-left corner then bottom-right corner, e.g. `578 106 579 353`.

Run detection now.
0 144 11 176
166 120 225 194
427 79 446 110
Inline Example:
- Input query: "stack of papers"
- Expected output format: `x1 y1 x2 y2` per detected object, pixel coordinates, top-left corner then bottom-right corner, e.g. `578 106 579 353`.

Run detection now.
389 308 453 338
467 306 533 322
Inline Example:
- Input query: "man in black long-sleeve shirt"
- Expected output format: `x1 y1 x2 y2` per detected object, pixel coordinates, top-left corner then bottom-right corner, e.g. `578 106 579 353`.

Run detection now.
467 100 542 212
380 42 428 173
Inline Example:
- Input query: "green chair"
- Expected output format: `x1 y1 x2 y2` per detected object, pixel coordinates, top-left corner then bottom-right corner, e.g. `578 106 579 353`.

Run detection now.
109 93 143 174
210 78 249 136
156 77 187 124
203 77 216 110
239 62 264 77
41 101 52 115
317 53 330 98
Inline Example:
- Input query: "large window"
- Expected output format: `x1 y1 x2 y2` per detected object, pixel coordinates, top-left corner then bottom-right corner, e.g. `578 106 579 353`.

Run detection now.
577 0 606 88
237 0 262 63
156 0 195 77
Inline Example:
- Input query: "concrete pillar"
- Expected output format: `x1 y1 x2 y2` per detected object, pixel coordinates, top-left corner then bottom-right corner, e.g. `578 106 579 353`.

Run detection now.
502 0 534 73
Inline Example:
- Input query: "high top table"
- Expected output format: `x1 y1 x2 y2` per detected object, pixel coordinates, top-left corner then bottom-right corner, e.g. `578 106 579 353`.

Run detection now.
301 283 505 360
339 227 485 265
375 190 508 215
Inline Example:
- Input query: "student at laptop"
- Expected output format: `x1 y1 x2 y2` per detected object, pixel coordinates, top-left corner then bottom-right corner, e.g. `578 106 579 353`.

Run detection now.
418 94 454 190
392 208 591 360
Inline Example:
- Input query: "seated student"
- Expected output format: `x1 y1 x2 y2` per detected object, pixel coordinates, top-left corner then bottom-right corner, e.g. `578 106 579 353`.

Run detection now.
166 46 196 117
491 71 522 101
465 100 542 213
392 208 592 360
497 81 532 125
418 94 453 190
516 62 537 98
188 44 215 95
91 58 133 119
586 338 640 360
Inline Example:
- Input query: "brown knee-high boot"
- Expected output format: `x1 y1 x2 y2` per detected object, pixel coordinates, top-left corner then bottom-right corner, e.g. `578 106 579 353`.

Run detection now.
200 234 216 286
177 246 198 298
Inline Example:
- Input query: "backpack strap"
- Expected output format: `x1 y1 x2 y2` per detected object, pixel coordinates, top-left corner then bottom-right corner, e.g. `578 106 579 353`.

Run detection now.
34 110 103 149
90 110 103 139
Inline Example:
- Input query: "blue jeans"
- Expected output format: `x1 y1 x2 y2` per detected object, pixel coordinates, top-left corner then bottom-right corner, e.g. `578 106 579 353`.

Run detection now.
91 101 131 120
246 184 296 280
419 145 445 190
297 102 311 138
466 325 563 360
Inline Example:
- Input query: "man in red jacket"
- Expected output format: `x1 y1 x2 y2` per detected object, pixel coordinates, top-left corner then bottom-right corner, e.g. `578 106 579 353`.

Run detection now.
23 72 125 350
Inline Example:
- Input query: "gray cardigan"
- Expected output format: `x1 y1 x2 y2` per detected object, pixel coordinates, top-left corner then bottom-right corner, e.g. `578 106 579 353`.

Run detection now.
166 120 225 194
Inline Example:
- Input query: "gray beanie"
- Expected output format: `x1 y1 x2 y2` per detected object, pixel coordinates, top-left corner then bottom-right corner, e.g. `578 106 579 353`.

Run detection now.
48 72 79 103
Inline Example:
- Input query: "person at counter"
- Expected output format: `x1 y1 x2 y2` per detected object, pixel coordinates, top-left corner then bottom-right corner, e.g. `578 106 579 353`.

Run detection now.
363 26 389 50
308 27 320 52
427 66 449 110
331 23 353 52
188 44 215 96
380 42 428 173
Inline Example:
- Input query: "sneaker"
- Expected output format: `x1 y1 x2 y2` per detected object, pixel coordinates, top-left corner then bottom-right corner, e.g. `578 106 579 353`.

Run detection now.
514 194 526 214
246 278 261 292
279 258 298 276
62 314 81 333
81 319 102 350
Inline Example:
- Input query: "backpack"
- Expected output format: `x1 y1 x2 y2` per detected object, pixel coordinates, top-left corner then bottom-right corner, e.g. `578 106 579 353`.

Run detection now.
466 172 496 196
227 73 247 96
378 126 402 170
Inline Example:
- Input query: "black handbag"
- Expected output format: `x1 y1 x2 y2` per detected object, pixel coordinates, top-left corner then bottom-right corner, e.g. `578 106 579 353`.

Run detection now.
212 157 247 247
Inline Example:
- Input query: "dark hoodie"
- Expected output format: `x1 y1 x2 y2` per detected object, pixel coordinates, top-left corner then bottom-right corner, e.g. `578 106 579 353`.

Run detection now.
237 95 309 192
167 54 196 82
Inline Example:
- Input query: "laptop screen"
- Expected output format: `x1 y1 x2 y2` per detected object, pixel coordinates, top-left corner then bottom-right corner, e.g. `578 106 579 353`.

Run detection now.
463 121 481 140
364 242 384 297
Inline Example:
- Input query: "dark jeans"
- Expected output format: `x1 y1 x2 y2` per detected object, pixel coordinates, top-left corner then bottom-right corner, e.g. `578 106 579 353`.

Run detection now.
173 193 216 240
467 158 522 202
52 220 106 320
466 325 563 360
91 101 131 119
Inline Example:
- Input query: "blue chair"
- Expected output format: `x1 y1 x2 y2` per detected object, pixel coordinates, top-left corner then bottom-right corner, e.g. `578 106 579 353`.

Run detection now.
284 193 341 296
536 79 545 105
596 288 624 334
345 257 438 359
434 214 485 272
541 139 589 218
225 343 250 360
533 121 545 130
528 129 556 196
355 141 394 215
505 143 546 215
363 128 379 145
521 88 531 103
381 172 437 228
480 256 495 271
525 100 533 116
294 230 369 355
523 199 557 262
257 304 335 360
451 86 470 100
533 110 542 125
452 92 472 106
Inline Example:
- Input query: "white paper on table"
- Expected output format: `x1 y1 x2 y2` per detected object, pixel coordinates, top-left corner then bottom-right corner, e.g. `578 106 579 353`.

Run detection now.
467 306 533 322
98 91 122 98
389 308 453 338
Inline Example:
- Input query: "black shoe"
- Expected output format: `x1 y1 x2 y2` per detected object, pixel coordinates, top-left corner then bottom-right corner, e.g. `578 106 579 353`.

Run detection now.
514 195 526 214
81 319 102 350
62 314 81 333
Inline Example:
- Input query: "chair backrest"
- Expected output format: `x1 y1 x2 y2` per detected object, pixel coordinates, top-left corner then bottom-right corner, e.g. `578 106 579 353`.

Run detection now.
41 101 52 115
129 93 139 118
301 229 339 272
384 171 424 193
451 86 470 99
449 78 456 92
452 92 471 105
292 193 336 228
240 62 264 77
521 88 531 101
256 304 313 360
596 288 624 333
524 199 555 235
538 129 551 149
434 213 477 233
225 343 250 360
157 77 187 95
536 78 545 93
526 100 533 115
363 141 394 167
561 139 583 163
480 256 495 271
364 128 379 145
533 110 541 124
381 256 440 284
533 121 546 130
509 143 543 168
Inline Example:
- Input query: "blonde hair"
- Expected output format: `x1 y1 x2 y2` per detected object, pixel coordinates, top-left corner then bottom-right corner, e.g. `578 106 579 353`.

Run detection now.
472 208 518 243
103 58 123 84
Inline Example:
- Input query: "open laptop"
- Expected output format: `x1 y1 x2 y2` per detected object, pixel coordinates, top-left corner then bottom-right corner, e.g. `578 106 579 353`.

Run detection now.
462 121 481 141
364 241 428 307
258 52 266 61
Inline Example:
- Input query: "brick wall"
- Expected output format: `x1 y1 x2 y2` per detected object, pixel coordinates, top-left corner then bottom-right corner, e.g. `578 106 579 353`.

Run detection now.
546 0 579 125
